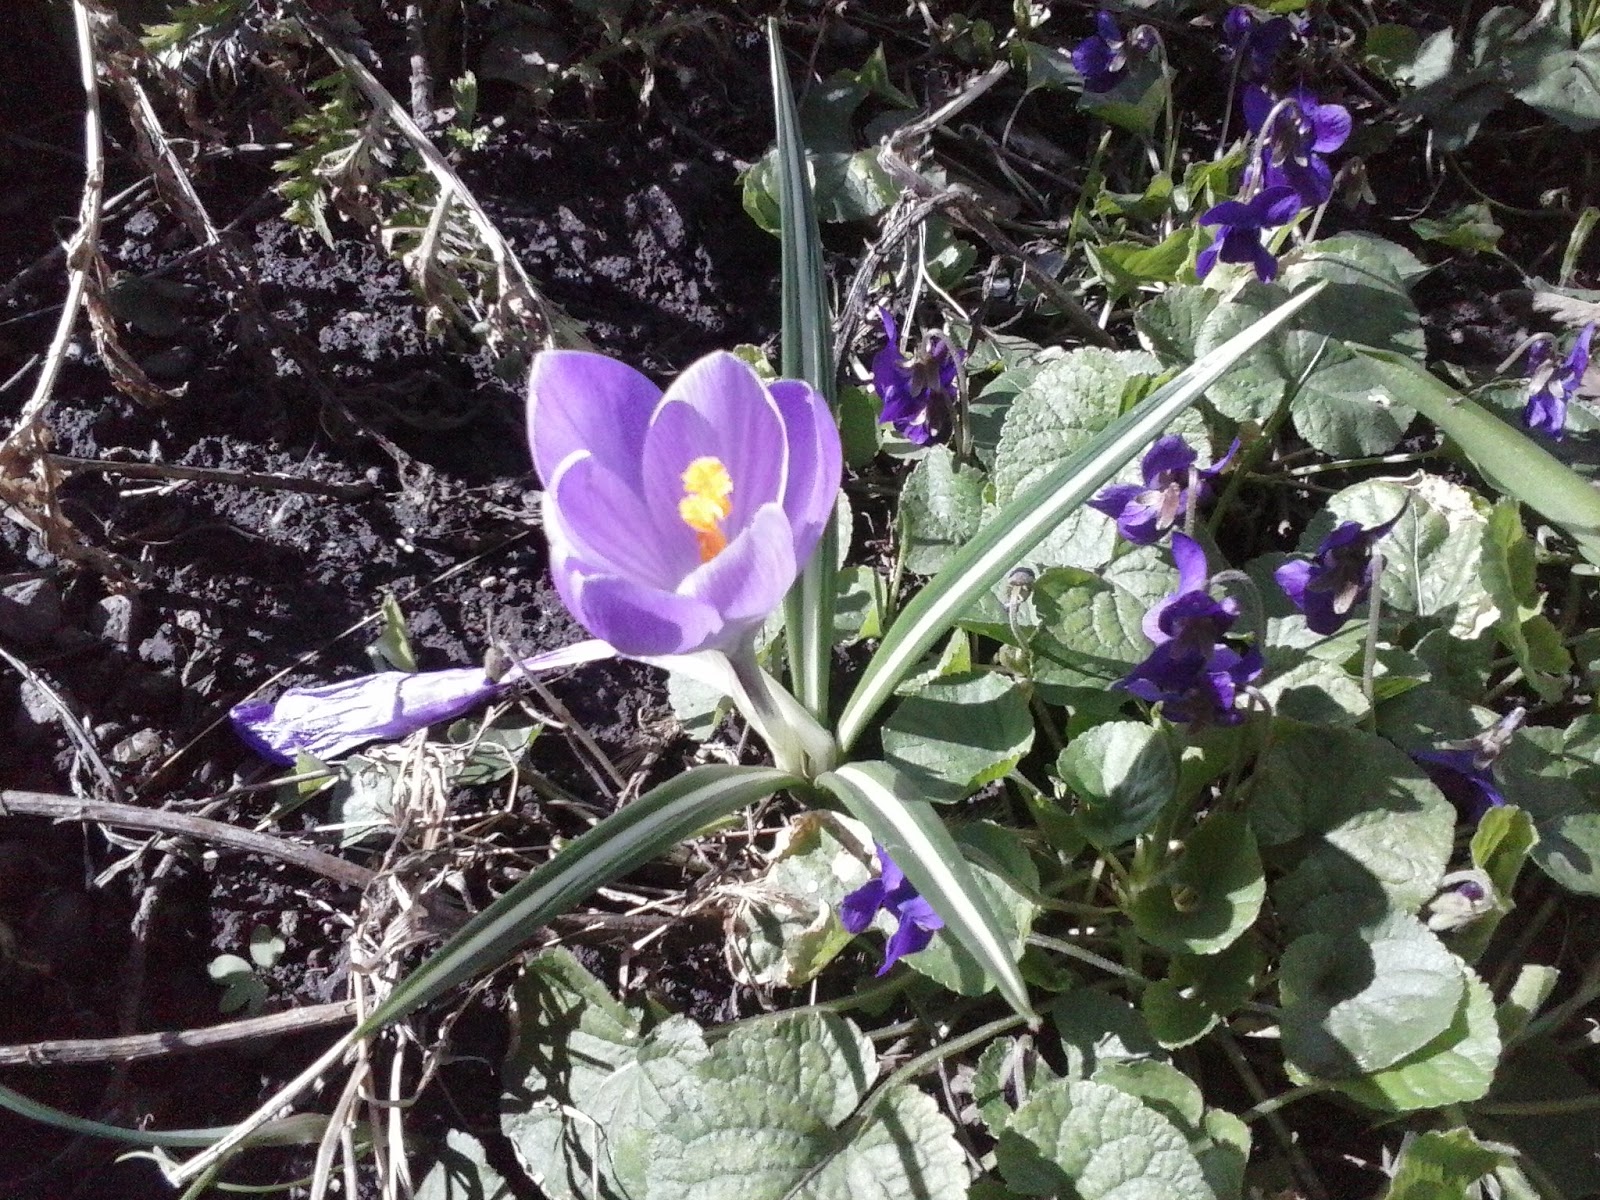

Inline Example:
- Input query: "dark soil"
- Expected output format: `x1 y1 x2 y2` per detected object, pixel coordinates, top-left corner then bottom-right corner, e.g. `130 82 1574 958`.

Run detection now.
0 1 1593 1197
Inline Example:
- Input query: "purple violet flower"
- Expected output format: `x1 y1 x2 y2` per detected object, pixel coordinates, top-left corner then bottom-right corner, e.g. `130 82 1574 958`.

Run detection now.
1410 709 1524 822
1273 514 1400 635
1243 85 1351 209
1119 534 1263 727
1073 11 1133 93
872 308 961 446
1089 434 1239 545
1196 186 1302 282
1223 7 1297 82
529 349 842 658
840 843 944 974
1522 323 1594 440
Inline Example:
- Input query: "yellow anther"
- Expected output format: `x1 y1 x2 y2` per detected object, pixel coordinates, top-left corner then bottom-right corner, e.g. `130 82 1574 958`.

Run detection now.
679 456 733 562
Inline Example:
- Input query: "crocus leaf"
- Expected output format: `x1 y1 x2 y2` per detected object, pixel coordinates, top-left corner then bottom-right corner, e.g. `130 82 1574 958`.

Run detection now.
1352 347 1600 568
836 282 1327 750
354 764 801 1037
769 22 839 723
817 760 1039 1023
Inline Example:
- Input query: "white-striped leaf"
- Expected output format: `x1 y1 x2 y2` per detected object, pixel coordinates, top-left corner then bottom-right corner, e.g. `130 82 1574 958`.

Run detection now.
1354 346 1600 568
769 21 838 722
835 282 1327 750
818 760 1039 1023
357 765 801 1035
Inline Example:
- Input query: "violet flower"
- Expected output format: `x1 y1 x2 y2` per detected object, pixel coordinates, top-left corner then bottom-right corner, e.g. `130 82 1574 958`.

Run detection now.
1243 85 1351 209
1274 514 1399 635
1195 186 1301 282
1089 434 1239 545
840 843 944 975
1522 323 1594 440
872 308 961 446
235 349 844 772
1119 534 1263 727
1223 7 1297 82
1410 708 1525 821
1073 11 1156 93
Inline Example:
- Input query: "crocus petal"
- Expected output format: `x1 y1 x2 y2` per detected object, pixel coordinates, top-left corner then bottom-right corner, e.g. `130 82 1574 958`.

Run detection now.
678 503 798 633
1088 482 1142 520
1242 84 1274 133
1195 241 1221 280
768 378 843 565
1257 185 1304 226
527 351 659 487
1249 236 1280 282
876 843 907 892
1118 498 1166 546
1570 323 1595 378
1306 98 1352 153
1200 199 1255 228
651 352 789 533
547 450 690 589
231 667 505 764
557 569 724 657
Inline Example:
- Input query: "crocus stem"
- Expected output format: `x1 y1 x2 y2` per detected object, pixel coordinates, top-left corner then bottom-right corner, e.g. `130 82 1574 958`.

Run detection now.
722 641 838 777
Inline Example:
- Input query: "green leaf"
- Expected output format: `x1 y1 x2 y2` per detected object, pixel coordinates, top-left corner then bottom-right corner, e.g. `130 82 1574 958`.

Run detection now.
1378 1128 1507 1199
907 822 1041 996
1324 476 1496 639
1051 991 1161 1079
1142 938 1265 1050
1496 719 1600 895
835 283 1327 751
1353 347 1600 568
649 1013 969 1200
1452 803 1537 962
1135 286 1218 365
1411 202 1503 254
355 765 799 1036
1250 724 1455 931
1479 500 1571 700
1496 962 1558 1043
972 1038 1059 1136
1130 812 1264 956
881 671 1034 802
1279 913 1466 1080
817 761 1037 1021
769 22 838 724
501 950 710 1199
416 1130 514 1200
1197 237 1425 455
1056 721 1176 848
1327 964 1500 1112
899 446 986 576
725 811 874 988
995 1078 1215 1199
1512 34 1600 131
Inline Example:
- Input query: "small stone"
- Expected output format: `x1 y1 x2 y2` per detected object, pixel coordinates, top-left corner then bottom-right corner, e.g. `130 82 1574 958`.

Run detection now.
0 579 63 646
90 594 138 647
111 728 163 764
12 679 62 743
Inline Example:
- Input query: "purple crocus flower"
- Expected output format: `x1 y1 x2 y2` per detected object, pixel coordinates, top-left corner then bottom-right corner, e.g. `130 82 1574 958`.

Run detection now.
1119 534 1263 727
1073 11 1136 92
840 843 944 974
235 349 844 768
1243 85 1351 209
1223 7 1297 81
1410 708 1525 821
1195 186 1301 282
872 308 961 446
1274 514 1400 635
1522 323 1594 440
231 641 611 763
1088 434 1239 545
529 349 842 658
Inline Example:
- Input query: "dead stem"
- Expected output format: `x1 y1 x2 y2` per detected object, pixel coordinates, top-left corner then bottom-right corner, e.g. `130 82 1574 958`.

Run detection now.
0 1002 358 1068
46 453 378 500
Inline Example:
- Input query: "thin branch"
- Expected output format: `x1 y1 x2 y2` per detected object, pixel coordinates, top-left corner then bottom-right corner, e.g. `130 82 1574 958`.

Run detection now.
0 789 374 890
0 1002 358 1068
46 454 378 500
